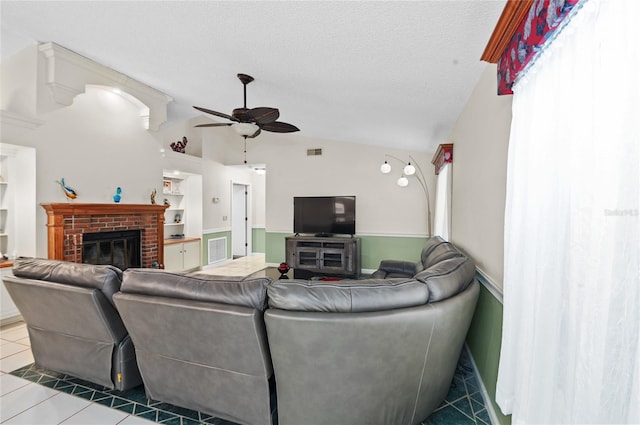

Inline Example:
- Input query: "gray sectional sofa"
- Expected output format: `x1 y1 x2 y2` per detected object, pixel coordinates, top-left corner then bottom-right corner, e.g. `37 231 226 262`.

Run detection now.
265 236 478 425
4 236 478 425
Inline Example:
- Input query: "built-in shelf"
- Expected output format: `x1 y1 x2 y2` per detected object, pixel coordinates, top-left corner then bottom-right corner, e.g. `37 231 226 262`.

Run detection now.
165 223 184 227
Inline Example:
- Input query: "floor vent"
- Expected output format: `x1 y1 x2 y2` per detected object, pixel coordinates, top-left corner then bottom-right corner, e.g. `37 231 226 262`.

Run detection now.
307 148 322 156
207 237 227 265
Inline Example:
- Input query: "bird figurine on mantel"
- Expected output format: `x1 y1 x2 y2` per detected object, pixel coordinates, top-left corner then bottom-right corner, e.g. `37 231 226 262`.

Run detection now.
56 178 78 201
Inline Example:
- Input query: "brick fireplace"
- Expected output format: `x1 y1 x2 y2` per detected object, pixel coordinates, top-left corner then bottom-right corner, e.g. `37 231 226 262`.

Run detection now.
41 203 168 268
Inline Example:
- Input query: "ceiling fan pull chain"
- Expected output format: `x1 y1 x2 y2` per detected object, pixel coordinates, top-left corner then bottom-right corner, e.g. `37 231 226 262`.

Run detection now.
243 136 248 164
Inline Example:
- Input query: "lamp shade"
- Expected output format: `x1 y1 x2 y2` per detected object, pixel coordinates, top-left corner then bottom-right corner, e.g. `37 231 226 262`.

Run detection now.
397 176 409 187
403 163 416 176
380 161 391 174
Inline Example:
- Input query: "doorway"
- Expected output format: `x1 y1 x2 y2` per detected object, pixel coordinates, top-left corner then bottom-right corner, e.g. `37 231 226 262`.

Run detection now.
231 182 251 258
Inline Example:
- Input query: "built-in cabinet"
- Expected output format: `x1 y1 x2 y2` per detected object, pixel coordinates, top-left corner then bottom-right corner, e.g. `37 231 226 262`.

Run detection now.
286 236 361 278
0 144 36 324
162 171 203 271
163 238 201 272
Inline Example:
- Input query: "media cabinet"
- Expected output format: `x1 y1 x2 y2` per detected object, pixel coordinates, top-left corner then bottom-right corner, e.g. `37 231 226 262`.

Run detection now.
285 235 361 278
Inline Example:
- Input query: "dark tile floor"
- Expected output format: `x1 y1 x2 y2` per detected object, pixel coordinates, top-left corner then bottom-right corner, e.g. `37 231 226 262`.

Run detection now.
11 347 490 425
423 348 491 425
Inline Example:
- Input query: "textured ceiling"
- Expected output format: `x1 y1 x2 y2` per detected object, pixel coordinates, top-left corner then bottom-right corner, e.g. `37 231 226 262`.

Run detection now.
0 1 504 152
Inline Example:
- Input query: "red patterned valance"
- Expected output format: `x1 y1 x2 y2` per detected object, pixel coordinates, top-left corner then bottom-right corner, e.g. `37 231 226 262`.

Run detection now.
431 143 453 175
486 0 582 95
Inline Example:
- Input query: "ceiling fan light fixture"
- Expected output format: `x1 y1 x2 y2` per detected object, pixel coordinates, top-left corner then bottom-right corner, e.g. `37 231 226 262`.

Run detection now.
232 122 260 137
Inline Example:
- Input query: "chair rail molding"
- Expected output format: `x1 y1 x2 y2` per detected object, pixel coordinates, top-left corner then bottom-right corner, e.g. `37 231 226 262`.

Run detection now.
38 42 172 130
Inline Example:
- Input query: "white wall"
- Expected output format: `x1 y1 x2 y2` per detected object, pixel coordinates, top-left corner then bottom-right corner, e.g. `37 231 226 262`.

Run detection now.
448 64 512 287
206 130 437 236
0 46 38 116
2 43 441 262
2 69 165 257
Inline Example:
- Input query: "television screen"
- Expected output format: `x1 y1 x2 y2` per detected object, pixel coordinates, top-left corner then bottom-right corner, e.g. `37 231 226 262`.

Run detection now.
293 196 356 236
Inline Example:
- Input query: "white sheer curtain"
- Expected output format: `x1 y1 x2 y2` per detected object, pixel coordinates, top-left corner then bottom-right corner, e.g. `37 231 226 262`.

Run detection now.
496 0 640 423
433 162 452 240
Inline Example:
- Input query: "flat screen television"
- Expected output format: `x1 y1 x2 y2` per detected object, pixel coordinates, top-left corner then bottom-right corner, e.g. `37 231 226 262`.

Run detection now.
293 196 356 236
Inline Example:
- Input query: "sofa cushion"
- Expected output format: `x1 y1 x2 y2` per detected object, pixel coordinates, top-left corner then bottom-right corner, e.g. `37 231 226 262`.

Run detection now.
267 278 429 312
423 242 464 268
419 235 447 267
121 269 270 311
12 257 122 305
415 256 476 302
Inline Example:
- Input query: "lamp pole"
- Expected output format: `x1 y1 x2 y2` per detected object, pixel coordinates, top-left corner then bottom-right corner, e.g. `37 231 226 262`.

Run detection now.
408 155 432 237
383 154 432 237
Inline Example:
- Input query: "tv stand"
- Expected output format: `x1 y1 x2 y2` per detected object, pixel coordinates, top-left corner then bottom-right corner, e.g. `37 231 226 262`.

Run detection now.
286 235 361 278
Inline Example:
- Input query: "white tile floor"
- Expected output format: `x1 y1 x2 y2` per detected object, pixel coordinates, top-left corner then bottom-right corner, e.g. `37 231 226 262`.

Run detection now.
197 253 267 277
0 255 269 424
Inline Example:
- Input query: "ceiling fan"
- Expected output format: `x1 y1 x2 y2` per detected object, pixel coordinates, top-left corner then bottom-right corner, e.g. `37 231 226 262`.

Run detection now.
193 73 300 139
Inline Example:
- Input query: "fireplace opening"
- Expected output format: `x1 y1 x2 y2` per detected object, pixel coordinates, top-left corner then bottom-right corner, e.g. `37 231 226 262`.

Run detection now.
82 230 141 270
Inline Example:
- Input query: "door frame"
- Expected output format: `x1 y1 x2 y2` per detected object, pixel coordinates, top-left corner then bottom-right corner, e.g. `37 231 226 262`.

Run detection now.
231 181 252 257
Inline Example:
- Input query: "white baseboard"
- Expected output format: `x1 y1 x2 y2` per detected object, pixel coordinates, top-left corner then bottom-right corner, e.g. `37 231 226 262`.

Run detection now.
0 314 23 328
465 344 501 425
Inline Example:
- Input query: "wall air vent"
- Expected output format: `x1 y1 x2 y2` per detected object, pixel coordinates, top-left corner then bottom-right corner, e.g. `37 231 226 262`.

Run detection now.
207 237 227 265
307 148 323 156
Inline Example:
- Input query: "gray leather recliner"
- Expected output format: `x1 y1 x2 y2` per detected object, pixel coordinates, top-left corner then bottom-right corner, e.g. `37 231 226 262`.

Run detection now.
3 258 142 390
264 248 479 425
113 269 274 425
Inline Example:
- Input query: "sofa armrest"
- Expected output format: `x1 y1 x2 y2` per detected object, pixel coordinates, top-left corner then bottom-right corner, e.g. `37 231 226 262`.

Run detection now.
375 260 418 277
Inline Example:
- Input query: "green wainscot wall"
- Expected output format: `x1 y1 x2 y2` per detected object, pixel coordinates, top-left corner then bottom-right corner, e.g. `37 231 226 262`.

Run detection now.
202 228 266 264
201 231 232 265
466 283 511 425
252 227 266 253
265 232 428 269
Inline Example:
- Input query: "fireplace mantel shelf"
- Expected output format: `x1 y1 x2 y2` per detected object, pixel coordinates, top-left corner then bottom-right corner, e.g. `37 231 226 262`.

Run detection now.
41 203 168 215
42 203 169 268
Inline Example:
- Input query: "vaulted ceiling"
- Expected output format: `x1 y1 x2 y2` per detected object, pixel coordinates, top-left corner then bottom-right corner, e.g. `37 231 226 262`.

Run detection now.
0 1 504 152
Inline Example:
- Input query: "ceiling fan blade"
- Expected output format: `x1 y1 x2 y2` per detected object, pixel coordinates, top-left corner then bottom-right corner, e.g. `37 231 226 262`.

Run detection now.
261 121 300 133
194 123 232 128
246 107 280 124
193 106 238 122
247 128 262 139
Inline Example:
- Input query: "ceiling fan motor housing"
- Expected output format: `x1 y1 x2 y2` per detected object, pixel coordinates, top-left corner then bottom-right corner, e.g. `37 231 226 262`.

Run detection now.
233 107 250 122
